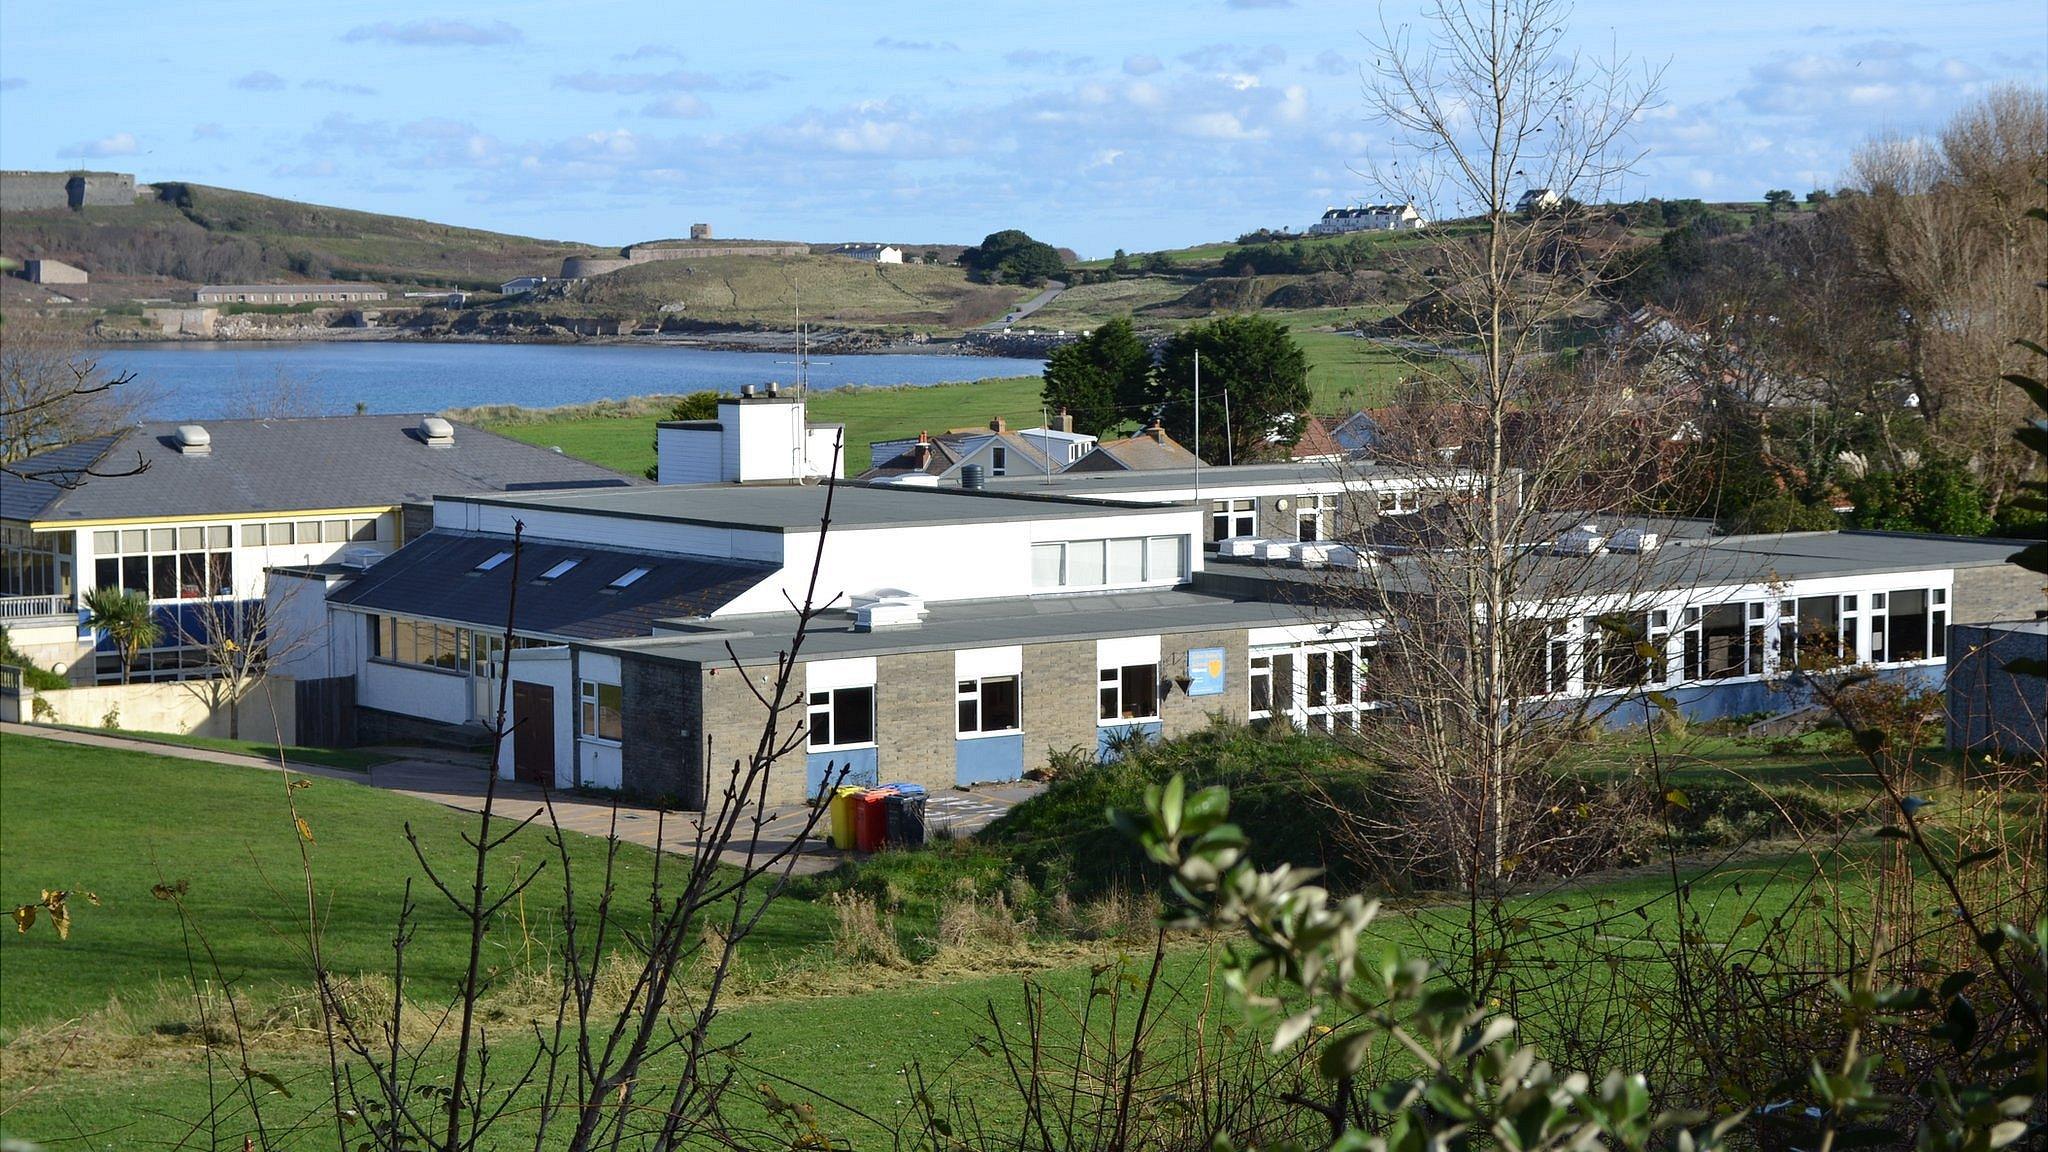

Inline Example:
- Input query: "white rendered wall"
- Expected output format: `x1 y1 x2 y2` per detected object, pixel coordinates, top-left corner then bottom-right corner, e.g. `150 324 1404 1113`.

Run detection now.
433 500 785 564
495 648 574 785
360 660 472 724
656 428 723 485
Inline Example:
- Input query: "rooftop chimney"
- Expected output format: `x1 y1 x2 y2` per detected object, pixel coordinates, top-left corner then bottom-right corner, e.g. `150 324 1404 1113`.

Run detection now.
1054 408 1073 434
766 381 779 398
174 424 211 456
989 415 1007 433
740 384 755 398
1144 419 1165 443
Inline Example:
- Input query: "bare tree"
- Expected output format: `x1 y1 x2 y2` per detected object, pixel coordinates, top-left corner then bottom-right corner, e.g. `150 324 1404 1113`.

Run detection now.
172 577 317 741
0 319 149 485
1306 0 1679 909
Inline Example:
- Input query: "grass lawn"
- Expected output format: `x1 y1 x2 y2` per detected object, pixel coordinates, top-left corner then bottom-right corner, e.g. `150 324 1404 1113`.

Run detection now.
0 733 833 1034
1285 325 1434 411
487 375 1050 475
31 725 389 772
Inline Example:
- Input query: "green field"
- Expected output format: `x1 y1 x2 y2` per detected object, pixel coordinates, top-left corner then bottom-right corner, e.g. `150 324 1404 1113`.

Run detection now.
560 255 1036 331
485 376 1052 475
29 726 390 772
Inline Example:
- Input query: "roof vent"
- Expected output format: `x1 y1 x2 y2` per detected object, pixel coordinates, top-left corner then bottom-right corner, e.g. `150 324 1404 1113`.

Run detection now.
419 416 455 446
1609 527 1660 553
339 546 382 569
740 384 755 398
852 589 926 631
765 381 779 397
174 424 211 455
1553 523 1605 556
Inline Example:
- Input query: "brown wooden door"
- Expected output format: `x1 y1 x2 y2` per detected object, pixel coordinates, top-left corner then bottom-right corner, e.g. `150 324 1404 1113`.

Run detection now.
512 681 554 786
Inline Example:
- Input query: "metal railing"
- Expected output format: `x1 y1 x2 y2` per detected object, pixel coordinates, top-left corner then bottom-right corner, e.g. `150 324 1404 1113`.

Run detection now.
0 595 72 621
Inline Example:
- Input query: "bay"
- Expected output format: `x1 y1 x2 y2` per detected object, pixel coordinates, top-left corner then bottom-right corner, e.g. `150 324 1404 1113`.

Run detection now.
92 341 1046 421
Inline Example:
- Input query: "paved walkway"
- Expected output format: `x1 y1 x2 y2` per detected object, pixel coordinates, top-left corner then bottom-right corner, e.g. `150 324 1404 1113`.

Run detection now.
3 723 1041 875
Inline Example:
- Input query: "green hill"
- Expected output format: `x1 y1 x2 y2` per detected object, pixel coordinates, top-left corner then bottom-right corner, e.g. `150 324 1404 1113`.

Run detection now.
552 254 1034 331
0 182 586 290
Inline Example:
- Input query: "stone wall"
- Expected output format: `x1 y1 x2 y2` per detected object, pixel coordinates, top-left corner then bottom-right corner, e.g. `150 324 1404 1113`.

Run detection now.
1953 561 2042 626
0 170 136 212
618 653 703 808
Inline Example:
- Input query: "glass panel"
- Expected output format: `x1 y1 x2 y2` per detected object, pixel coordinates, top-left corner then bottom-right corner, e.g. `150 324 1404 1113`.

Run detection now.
324 520 346 543
151 554 178 599
208 525 231 549
349 519 376 542
1888 589 1928 662
1120 664 1157 719
981 676 1019 731
1931 610 1947 658
1250 659 1271 713
241 524 265 546
597 683 623 741
93 530 117 553
177 527 202 550
120 529 146 553
150 528 175 552
296 521 320 544
272 522 294 545
1146 536 1182 581
1273 654 1294 714
958 698 979 733
833 686 874 745
1099 668 1119 721
1702 603 1745 678
208 553 232 596
1107 538 1144 584
121 555 150 594
95 557 118 589
808 697 831 747
1307 651 1328 707
1794 596 1840 666
1030 543 1064 588
179 553 206 598
1067 540 1106 586
1334 650 1354 705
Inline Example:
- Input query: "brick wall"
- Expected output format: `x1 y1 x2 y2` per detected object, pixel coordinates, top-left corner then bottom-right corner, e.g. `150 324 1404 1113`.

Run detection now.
619 654 701 808
1158 628 1251 735
1953 562 2043 626
1021 639 1102 771
873 648 958 793
1945 623 2047 756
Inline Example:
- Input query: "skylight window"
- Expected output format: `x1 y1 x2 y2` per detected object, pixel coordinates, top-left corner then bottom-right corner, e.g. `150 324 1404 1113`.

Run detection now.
609 566 651 590
537 559 580 581
475 551 513 572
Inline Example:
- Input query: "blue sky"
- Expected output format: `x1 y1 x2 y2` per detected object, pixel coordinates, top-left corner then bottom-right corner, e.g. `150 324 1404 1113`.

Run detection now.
2 1 2040 256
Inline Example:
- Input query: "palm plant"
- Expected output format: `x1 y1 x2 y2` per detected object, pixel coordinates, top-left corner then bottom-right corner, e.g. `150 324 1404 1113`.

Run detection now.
81 586 161 685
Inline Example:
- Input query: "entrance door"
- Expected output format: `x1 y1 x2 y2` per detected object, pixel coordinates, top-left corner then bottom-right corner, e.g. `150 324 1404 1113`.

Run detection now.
511 681 554 786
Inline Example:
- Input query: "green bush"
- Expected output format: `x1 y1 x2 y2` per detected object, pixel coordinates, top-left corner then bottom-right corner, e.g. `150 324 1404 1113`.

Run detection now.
0 627 70 690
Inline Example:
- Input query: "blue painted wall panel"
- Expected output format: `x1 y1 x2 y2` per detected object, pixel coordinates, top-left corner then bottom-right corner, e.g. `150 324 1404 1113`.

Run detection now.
1097 721 1163 758
955 734 1025 785
806 748 878 797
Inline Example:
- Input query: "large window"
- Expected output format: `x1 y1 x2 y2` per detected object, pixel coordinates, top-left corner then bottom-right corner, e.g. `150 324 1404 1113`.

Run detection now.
240 516 384 547
1211 498 1256 540
92 524 233 601
1030 535 1188 590
808 686 875 749
1294 494 1332 541
1685 603 1748 680
957 675 1020 735
579 680 623 742
1249 641 1374 729
1098 663 1158 722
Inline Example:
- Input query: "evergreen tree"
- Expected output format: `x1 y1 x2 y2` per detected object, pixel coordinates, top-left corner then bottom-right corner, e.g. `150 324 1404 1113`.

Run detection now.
1040 319 1149 438
1154 316 1310 464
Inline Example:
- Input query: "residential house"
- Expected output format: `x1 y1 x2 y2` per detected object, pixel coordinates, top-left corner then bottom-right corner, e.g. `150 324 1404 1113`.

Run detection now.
1307 204 1427 235
1065 421 1202 473
500 276 549 295
862 417 1074 483
833 244 904 264
194 284 387 304
1 415 635 682
1516 188 1562 213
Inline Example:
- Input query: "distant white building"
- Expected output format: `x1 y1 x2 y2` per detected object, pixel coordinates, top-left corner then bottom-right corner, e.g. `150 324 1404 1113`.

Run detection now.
500 276 549 295
1516 189 1561 213
25 259 88 285
834 244 904 264
1307 204 1427 235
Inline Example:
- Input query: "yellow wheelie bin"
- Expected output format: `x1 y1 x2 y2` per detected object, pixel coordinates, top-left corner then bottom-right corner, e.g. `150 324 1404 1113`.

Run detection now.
829 785 865 850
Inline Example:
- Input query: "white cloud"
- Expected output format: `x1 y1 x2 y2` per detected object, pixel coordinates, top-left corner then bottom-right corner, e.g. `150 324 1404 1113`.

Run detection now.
233 70 286 91
59 131 139 158
342 19 522 47
1181 111 1266 140
1123 54 1162 77
613 44 685 63
1310 50 1351 77
304 78 379 96
643 94 708 119
873 36 958 52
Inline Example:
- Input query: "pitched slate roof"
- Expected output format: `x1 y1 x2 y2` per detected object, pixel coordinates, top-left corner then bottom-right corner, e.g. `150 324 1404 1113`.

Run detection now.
1066 426 1202 472
4 415 637 525
859 428 1058 480
326 531 776 640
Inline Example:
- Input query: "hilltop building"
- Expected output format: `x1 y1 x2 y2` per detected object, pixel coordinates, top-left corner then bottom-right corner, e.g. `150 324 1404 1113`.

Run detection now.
24 259 88 285
195 284 388 304
1517 188 1562 212
833 243 904 264
1308 204 1427 235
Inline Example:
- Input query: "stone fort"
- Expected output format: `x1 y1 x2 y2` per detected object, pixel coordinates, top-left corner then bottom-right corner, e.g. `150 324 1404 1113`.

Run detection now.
0 170 141 212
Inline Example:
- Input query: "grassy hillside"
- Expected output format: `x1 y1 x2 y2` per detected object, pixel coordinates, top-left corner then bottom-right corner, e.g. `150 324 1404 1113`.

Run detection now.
0 182 587 290
555 254 1034 331
482 375 1050 475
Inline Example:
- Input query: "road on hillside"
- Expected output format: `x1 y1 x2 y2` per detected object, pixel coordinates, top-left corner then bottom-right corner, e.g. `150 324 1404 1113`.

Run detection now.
981 280 1066 329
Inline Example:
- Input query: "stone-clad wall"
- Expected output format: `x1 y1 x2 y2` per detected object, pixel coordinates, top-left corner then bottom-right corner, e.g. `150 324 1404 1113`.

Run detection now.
0 170 136 212
1946 624 2047 756
873 648 957 795
1953 562 2042 626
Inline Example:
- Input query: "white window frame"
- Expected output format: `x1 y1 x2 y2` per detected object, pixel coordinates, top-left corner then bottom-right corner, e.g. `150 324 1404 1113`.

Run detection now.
1210 498 1256 540
807 685 877 751
956 674 1022 737
579 679 623 744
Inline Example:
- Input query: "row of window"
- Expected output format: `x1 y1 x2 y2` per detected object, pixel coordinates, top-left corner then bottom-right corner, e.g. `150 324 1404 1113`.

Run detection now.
1541 588 1950 694
1205 490 1415 546
93 644 210 684
803 666 1157 752
366 615 551 676
1029 536 1188 590
1249 642 1377 732
95 551 232 602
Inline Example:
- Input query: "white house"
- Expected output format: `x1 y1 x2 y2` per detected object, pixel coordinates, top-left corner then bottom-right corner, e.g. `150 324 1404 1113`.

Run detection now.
834 244 904 264
500 276 549 295
1517 189 1562 212
1307 204 1427 235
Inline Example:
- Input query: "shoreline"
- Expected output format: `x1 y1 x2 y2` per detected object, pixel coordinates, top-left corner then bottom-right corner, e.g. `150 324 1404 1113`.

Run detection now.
87 326 1034 358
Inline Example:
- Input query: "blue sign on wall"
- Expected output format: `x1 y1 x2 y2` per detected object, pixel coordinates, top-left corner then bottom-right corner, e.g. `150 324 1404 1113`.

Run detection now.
1187 647 1226 696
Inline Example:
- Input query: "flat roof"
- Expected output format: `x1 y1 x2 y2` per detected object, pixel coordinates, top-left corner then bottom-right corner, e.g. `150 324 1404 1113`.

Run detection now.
598 587 1314 666
446 479 1189 532
983 459 1430 497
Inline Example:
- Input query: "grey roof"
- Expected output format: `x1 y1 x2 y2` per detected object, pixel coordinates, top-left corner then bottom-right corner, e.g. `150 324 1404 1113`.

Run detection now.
860 429 1059 480
985 458 1422 498
1068 431 1201 473
5 415 638 525
197 284 384 293
446 479 1183 532
326 531 775 640
599 587 1312 666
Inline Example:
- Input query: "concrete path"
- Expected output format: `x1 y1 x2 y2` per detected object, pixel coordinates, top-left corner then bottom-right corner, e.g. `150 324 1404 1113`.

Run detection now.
3 723 1042 875
982 280 1066 329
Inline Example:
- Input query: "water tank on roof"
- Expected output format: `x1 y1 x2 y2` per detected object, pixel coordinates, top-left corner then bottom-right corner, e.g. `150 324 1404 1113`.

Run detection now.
960 463 985 490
